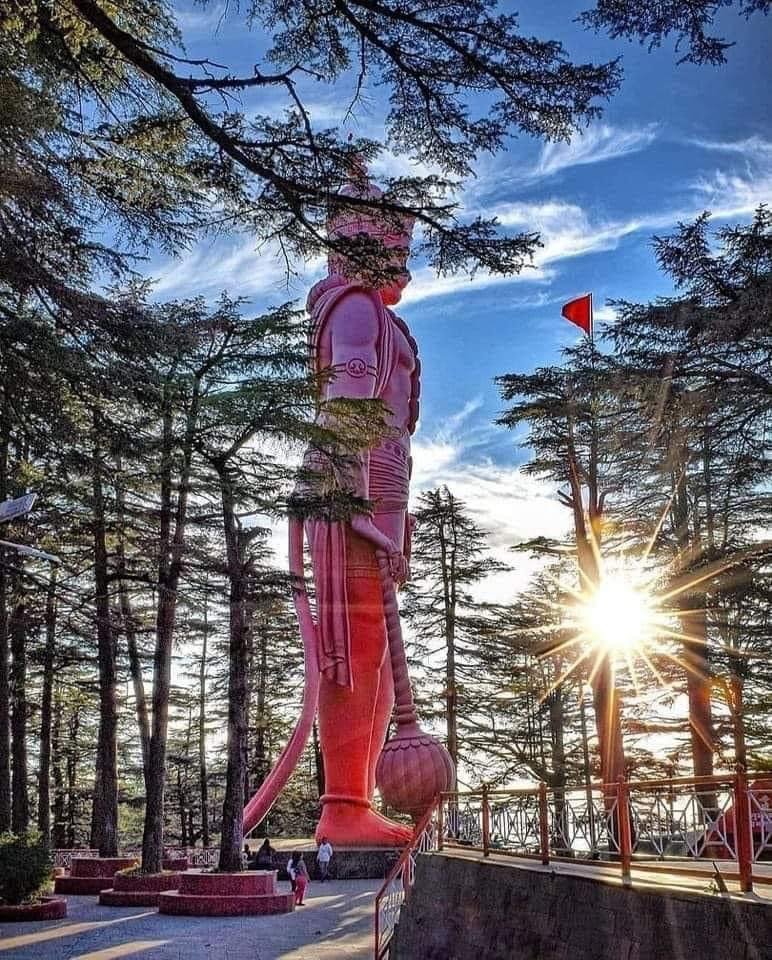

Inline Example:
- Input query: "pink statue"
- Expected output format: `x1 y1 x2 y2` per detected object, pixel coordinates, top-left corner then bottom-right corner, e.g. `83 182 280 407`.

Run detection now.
243 169 453 846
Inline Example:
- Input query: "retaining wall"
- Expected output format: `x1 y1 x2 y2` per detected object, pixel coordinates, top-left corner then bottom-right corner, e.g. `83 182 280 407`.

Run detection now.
390 853 772 960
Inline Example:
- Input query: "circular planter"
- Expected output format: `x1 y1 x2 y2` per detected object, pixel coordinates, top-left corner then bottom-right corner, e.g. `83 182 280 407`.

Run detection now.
0 896 67 921
99 871 183 907
158 871 294 916
54 856 138 895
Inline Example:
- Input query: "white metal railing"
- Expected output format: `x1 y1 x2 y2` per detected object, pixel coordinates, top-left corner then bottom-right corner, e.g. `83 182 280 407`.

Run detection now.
53 849 100 869
373 804 439 959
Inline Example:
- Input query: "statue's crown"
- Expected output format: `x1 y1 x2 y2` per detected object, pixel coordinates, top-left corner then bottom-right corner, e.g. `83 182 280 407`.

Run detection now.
327 159 415 245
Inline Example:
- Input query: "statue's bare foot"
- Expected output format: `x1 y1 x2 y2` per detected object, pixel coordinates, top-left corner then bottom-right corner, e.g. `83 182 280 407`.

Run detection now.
315 803 413 847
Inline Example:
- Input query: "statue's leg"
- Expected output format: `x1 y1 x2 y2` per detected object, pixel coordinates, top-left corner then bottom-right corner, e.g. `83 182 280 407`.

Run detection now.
315 534 411 847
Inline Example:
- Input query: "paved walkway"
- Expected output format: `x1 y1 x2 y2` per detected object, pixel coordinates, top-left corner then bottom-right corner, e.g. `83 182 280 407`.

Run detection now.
0 880 379 960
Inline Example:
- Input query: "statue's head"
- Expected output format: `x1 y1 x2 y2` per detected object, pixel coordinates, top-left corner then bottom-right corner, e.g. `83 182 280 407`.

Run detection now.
327 162 415 306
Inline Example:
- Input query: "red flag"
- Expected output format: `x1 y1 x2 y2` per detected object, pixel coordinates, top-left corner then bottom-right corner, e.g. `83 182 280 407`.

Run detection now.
561 293 593 336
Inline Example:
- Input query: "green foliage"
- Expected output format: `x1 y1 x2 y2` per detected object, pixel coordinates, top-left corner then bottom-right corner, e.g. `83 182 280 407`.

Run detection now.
580 0 771 65
0 834 52 905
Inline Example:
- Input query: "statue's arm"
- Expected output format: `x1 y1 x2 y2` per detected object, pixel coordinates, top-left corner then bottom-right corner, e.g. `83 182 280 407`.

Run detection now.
321 291 406 580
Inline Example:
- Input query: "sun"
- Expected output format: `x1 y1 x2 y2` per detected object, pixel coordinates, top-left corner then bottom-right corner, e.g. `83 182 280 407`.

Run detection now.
580 573 656 656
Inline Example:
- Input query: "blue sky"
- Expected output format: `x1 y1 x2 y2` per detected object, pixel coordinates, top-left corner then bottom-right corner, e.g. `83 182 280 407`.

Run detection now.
150 2 771 588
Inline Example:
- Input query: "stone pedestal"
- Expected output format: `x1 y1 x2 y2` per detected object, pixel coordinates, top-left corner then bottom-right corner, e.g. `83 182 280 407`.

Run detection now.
158 871 294 916
54 857 138 895
266 843 402 880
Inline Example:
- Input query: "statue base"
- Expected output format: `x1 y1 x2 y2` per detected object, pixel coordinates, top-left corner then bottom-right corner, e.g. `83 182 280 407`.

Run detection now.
248 839 404 880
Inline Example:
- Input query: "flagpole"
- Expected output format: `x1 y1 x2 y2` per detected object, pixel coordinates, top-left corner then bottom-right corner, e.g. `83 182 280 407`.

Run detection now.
589 291 594 348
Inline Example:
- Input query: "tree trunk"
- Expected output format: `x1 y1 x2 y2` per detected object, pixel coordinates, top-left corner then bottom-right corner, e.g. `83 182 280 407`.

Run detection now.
252 620 269 797
51 689 66 848
0 393 11 831
9 590 29 833
66 706 80 847
116 466 151 776
218 470 248 872
90 416 119 856
37 567 57 843
141 376 199 873
120 584 150 777
198 606 210 848
0 557 10 833
437 517 459 789
728 672 747 768
679 606 715 779
177 767 188 847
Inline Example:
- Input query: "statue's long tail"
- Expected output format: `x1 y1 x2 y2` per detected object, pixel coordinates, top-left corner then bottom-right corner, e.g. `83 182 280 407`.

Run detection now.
243 517 320 836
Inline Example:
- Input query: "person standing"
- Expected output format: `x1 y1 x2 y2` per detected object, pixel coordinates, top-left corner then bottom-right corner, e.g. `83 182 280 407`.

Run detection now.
316 837 333 882
290 851 309 905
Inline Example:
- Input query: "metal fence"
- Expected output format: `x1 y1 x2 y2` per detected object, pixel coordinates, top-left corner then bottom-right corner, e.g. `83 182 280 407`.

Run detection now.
52 845 221 869
437 767 764 893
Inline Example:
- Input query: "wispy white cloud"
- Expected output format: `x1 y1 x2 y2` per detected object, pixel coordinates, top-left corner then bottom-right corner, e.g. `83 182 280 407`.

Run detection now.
534 123 658 180
174 2 230 32
692 167 772 217
687 135 772 160
400 263 553 306
151 238 325 303
147 135 770 308
411 421 568 597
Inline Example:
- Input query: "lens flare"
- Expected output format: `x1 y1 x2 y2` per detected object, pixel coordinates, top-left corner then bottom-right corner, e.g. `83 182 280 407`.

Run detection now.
580 573 656 657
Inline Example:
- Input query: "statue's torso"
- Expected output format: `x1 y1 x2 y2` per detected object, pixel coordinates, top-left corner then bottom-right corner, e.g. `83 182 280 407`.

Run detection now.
317 303 417 442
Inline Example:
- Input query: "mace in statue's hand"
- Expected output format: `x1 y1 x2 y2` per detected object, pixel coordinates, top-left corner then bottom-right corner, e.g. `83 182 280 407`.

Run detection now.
350 514 408 584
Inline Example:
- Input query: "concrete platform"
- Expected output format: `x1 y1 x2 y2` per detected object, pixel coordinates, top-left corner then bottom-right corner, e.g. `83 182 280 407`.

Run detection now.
0 881 379 959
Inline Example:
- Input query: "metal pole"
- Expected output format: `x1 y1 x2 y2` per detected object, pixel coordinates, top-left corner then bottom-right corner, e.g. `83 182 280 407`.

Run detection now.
579 689 597 854
734 764 753 893
617 775 632 888
437 794 444 852
538 782 550 866
481 782 490 857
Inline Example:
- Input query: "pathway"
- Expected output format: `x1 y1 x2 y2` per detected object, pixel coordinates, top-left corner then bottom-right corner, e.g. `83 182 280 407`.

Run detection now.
0 879 379 960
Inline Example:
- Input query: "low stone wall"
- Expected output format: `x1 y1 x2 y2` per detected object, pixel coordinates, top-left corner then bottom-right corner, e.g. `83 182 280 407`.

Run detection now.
249 846 400 880
390 853 772 960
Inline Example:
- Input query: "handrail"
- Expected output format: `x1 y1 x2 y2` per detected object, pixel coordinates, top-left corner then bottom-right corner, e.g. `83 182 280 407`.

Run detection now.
373 798 440 960
436 767 766 894
440 771 752 798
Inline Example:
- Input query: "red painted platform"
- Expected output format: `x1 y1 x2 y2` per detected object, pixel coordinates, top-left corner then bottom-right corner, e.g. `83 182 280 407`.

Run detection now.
99 871 183 907
54 856 138 895
0 897 67 921
158 870 294 916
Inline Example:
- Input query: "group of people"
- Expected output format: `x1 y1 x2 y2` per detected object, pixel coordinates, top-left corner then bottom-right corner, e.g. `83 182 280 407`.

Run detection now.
243 837 334 906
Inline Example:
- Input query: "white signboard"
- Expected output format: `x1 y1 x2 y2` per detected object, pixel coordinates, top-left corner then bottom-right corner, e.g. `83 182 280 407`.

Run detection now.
0 493 37 524
0 539 60 564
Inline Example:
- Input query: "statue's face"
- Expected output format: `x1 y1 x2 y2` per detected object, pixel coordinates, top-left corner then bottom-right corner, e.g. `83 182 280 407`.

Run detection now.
378 237 411 306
